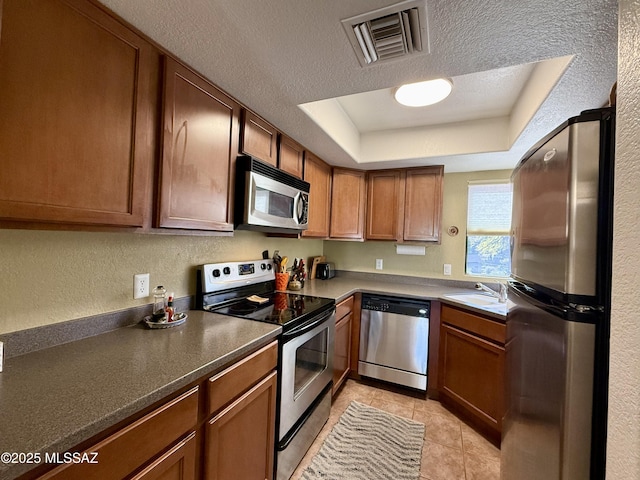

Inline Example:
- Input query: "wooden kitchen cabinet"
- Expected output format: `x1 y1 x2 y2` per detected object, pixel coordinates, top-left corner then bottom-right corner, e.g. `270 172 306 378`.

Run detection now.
38 387 199 480
0 0 157 228
438 304 505 443
403 166 444 243
330 168 366 240
278 134 304 179
333 295 355 394
205 372 277 480
158 56 241 231
365 167 444 243
365 170 404 240
204 341 278 480
302 152 332 238
240 110 278 167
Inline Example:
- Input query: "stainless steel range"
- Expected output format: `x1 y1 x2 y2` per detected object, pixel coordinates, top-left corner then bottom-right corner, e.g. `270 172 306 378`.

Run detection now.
197 259 335 480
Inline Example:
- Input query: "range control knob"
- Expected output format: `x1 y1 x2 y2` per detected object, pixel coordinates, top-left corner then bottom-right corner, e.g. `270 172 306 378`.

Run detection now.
267 264 273 271
223 267 231 275
212 269 221 278
261 263 267 270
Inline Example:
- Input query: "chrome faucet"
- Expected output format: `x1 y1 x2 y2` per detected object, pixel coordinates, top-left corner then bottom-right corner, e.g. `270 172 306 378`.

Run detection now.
475 282 508 303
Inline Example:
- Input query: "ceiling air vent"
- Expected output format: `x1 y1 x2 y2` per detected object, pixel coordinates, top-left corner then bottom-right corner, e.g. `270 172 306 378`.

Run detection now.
341 0 429 67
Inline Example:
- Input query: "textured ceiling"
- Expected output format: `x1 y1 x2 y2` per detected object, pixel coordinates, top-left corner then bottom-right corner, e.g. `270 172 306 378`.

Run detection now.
96 0 618 172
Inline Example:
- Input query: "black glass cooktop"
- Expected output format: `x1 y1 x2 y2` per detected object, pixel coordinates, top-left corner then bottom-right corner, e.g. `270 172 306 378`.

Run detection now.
207 292 335 332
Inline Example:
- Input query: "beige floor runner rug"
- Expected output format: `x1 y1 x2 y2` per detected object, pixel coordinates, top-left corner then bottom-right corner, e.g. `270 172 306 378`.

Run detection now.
301 401 425 480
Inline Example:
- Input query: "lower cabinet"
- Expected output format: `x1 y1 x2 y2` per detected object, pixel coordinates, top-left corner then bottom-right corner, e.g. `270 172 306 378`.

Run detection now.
204 342 278 480
204 373 277 480
438 304 505 443
333 295 355 395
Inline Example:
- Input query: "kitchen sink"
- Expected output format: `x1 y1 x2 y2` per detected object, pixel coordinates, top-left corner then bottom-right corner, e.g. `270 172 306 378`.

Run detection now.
443 293 514 313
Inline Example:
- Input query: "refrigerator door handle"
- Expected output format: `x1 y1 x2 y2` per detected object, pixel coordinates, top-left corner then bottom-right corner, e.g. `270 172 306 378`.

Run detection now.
508 280 601 324
508 280 567 316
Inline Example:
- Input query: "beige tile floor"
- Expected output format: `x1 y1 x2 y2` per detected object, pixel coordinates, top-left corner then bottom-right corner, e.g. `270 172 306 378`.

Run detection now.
291 379 501 480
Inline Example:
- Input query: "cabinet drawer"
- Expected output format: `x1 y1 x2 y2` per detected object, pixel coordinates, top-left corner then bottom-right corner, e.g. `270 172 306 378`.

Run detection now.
335 295 354 322
441 304 505 344
207 341 278 416
40 387 199 480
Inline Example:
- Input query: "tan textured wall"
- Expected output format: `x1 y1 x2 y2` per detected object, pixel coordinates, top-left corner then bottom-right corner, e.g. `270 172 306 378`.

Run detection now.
607 1 640 477
323 169 513 281
0 230 322 334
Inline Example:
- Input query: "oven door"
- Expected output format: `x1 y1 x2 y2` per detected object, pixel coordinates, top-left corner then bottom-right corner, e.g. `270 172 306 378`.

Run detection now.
279 308 335 440
247 171 309 231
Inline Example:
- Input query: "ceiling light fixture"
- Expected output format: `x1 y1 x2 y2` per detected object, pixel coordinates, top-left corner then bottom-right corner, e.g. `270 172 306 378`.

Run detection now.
394 78 453 107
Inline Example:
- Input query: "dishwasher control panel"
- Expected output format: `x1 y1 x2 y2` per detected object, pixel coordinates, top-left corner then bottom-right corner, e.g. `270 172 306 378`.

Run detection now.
361 294 430 318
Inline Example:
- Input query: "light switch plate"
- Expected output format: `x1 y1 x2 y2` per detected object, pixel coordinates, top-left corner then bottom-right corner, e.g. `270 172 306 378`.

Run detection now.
443 264 452 276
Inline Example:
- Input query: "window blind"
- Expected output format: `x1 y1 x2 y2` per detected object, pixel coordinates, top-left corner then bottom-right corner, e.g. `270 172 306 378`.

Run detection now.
467 182 512 235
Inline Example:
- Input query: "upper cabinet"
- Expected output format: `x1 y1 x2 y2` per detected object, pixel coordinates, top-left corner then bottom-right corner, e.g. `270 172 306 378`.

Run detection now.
157 57 241 232
278 135 304 179
365 170 404 241
0 0 157 227
365 167 444 243
240 110 278 167
403 166 444 243
330 168 366 240
302 153 332 238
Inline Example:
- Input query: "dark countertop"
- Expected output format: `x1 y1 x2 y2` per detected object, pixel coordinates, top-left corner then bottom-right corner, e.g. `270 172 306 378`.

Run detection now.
0 310 281 480
290 274 508 322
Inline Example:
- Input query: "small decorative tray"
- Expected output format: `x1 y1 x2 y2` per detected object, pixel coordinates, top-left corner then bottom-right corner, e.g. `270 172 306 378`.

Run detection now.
144 312 187 329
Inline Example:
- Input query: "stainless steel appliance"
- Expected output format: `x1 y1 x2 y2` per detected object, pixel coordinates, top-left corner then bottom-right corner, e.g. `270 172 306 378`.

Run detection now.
358 294 430 391
235 155 310 234
196 259 335 480
503 107 614 480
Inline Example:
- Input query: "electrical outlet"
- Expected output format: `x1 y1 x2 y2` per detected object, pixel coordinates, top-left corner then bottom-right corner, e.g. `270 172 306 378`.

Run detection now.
134 273 150 299
443 264 452 276
375 259 383 270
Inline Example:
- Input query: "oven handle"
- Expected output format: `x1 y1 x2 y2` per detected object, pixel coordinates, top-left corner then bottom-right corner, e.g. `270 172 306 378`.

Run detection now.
282 307 335 340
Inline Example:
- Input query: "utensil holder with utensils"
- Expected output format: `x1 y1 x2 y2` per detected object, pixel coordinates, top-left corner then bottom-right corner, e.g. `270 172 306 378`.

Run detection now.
275 272 290 291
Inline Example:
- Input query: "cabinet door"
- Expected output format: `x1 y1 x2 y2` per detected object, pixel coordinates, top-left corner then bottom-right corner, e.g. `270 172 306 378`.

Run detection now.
241 110 278 166
0 0 155 227
333 312 353 395
158 57 240 231
365 170 404 241
403 166 444 242
130 432 197 480
278 135 304 179
439 323 505 434
205 372 277 480
330 168 366 240
302 152 331 238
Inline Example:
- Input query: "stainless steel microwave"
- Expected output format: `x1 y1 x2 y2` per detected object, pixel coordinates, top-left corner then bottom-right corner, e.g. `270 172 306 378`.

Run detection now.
235 155 310 234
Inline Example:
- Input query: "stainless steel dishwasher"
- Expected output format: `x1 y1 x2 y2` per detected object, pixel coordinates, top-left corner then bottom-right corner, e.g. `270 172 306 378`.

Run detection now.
358 294 430 391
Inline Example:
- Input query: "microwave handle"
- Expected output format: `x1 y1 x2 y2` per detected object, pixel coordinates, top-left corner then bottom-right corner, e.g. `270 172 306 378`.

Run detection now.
295 193 308 224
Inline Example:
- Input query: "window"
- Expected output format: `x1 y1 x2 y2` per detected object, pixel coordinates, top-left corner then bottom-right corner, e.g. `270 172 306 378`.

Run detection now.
466 181 512 277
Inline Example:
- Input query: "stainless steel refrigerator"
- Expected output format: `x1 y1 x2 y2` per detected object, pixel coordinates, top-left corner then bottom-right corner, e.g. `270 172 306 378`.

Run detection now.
502 107 614 480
